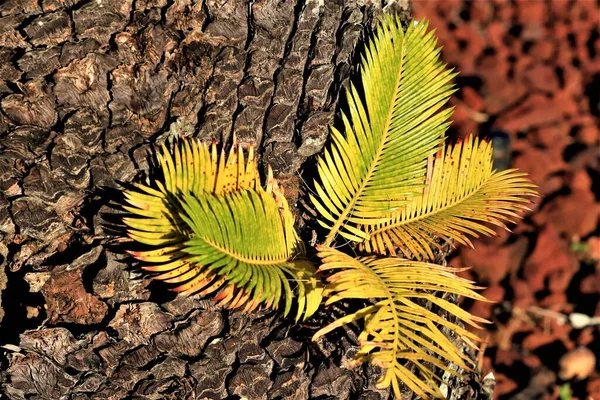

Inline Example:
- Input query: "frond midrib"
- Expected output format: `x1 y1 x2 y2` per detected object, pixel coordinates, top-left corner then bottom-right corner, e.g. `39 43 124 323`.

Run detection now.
192 234 291 267
362 262 403 371
324 36 407 246
368 174 488 237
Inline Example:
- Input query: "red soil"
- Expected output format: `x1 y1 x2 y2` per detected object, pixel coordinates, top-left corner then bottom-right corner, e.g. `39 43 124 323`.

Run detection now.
413 1 599 399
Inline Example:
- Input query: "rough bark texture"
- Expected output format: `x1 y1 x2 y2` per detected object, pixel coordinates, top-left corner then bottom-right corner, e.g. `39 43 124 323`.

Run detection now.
0 0 490 399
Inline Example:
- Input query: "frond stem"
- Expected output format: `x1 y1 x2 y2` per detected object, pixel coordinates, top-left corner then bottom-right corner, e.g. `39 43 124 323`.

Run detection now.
199 236 291 266
323 33 406 247
369 179 484 237
367 266 402 367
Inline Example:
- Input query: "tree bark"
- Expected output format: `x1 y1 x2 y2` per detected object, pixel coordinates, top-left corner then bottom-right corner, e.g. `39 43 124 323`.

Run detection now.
0 0 491 399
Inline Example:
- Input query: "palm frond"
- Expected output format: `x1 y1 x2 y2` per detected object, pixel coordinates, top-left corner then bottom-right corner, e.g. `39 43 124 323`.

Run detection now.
311 16 456 246
122 138 259 295
173 189 320 320
123 139 321 320
361 135 538 259
312 246 488 399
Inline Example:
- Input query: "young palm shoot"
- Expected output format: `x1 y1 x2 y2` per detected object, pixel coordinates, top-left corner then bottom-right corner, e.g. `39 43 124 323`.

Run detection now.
120 14 538 400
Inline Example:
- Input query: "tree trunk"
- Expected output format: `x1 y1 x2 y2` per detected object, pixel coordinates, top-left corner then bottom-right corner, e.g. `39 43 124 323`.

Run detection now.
0 0 491 399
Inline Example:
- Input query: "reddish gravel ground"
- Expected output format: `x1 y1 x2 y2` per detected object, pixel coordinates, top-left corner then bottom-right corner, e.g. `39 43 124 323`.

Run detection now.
413 1 599 399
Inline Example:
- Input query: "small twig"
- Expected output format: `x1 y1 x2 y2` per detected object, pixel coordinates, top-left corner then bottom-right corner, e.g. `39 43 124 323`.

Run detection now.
453 98 489 123
477 332 490 372
526 305 568 325
517 305 600 329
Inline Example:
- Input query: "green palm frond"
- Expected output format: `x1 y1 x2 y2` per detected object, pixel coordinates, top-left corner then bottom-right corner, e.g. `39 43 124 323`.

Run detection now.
176 189 321 320
312 246 488 399
361 135 538 259
311 16 456 246
122 138 321 320
122 138 259 296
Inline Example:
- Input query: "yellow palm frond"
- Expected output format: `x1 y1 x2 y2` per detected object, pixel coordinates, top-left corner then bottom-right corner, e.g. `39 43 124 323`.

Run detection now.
311 16 456 246
312 246 488 399
122 138 321 320
361 135 538 259
123 138 260 249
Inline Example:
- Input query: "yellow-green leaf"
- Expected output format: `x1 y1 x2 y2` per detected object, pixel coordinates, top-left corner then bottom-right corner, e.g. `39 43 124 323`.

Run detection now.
361 135 538 259
178 189 320 320
312 16 456 246
312 246 488 399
